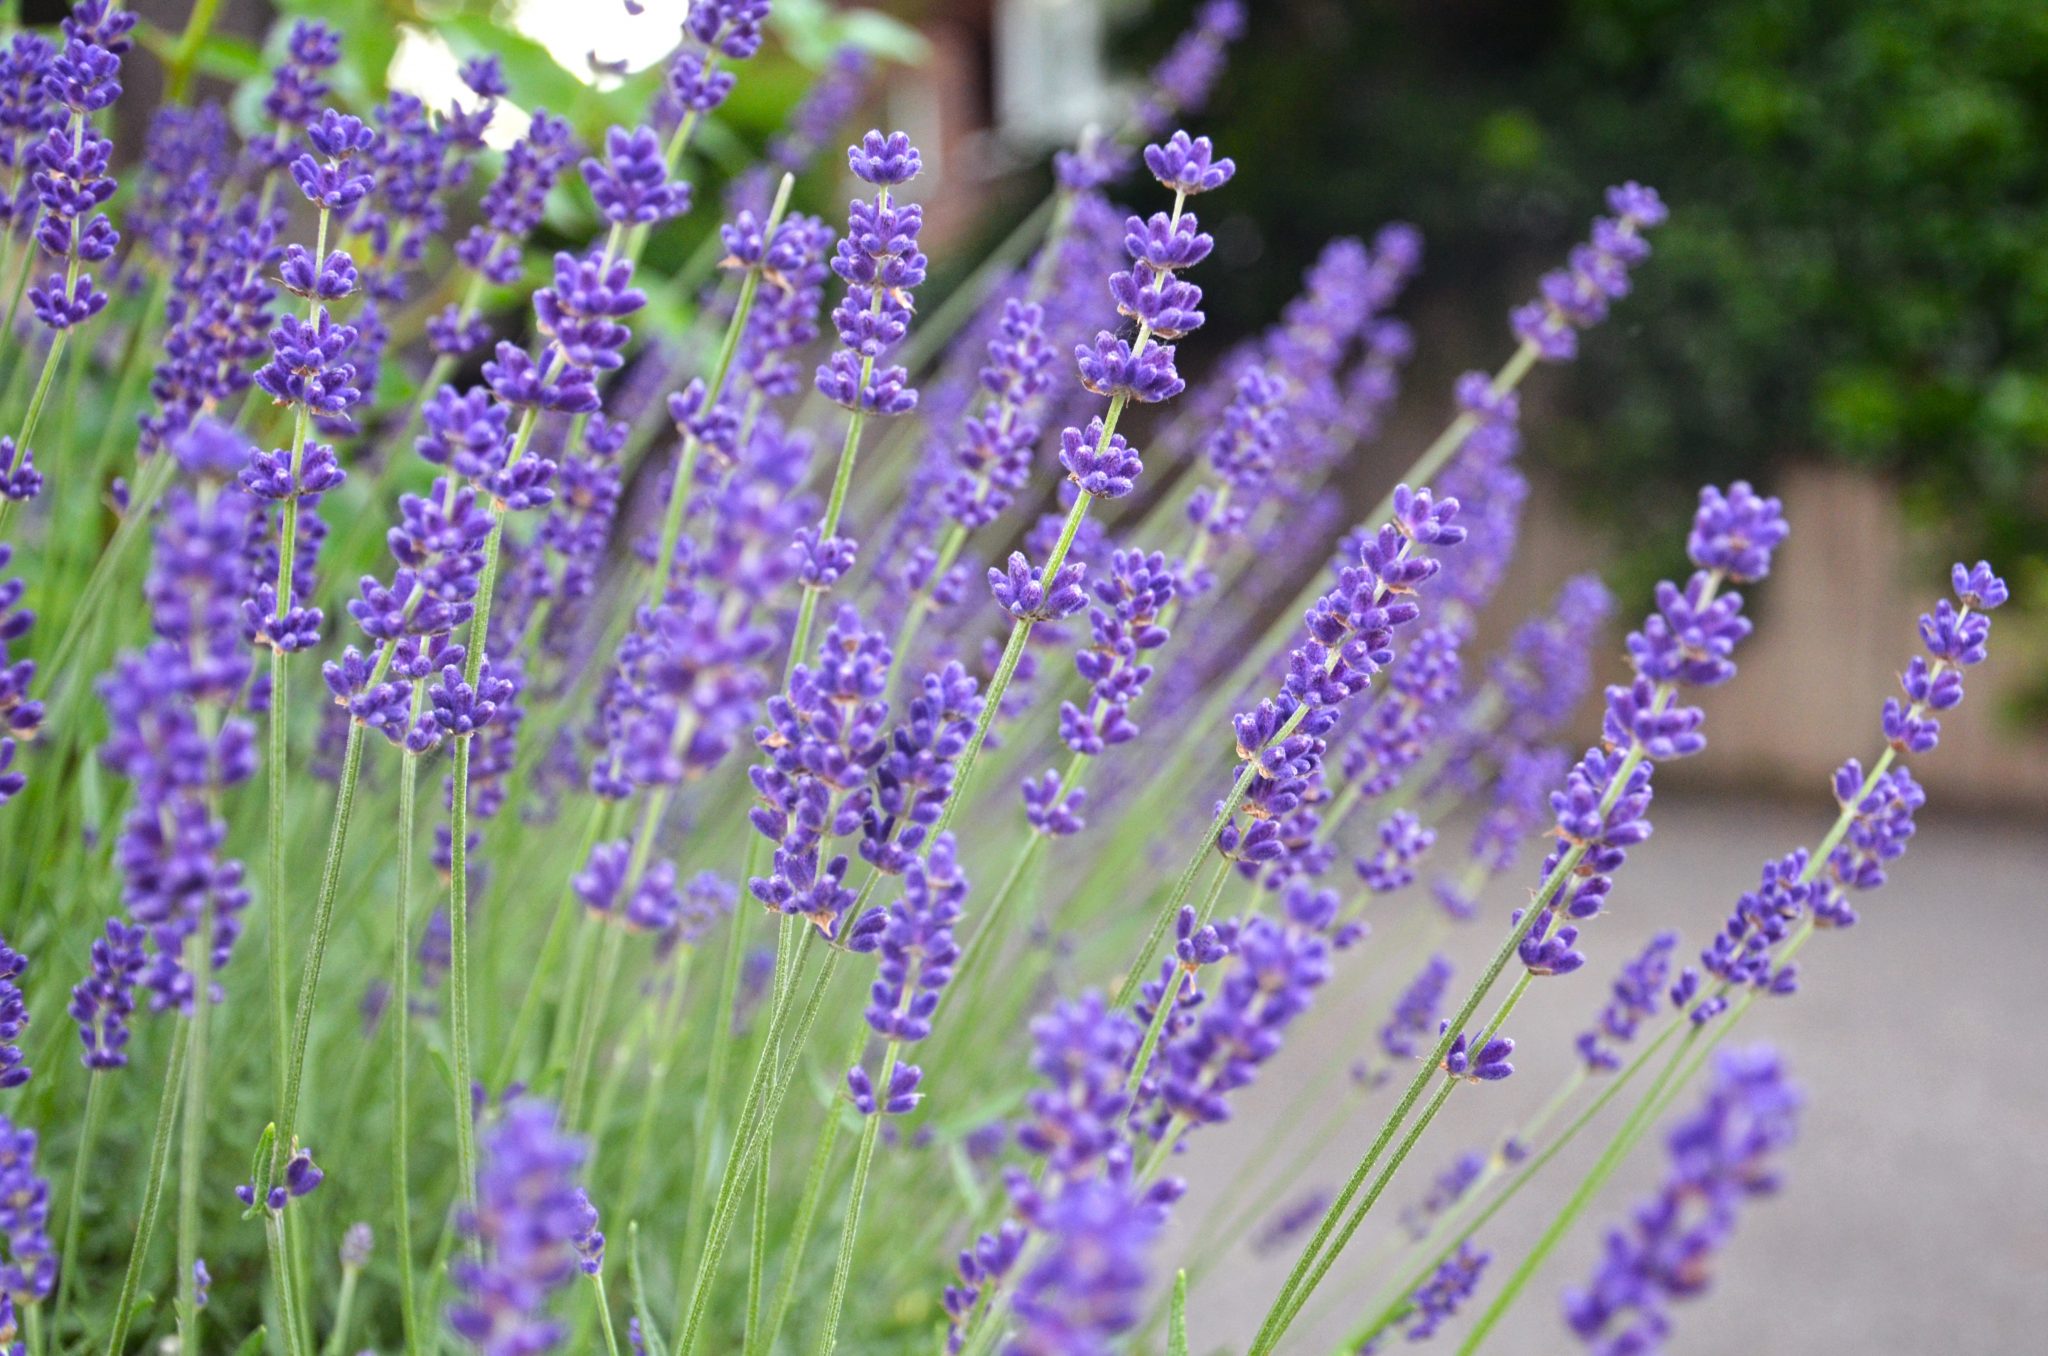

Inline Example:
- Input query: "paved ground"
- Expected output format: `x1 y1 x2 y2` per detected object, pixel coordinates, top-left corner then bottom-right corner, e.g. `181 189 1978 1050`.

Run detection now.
1165 792 2048 1354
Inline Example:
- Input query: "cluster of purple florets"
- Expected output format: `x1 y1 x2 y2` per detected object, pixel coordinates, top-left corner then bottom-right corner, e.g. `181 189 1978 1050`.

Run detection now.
449 1098 598 1353
1564 1047 1801 1352
18 4 131 334
1512 182 1669 363
815 130 926 418
1512 483 1788 985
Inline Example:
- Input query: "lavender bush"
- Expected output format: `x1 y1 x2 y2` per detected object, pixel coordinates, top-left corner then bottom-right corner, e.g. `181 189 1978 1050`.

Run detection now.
0 1 2014 1353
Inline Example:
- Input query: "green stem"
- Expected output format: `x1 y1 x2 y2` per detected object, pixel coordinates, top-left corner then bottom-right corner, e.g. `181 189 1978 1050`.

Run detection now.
1454 727 1910 1353
266 644 293 1112
932 484 1099 841
163 0 228 101
762 1038 853 1355
55 1071 107 1331
0 327 65 540
104 1021 189 1356
492 799 613 1090
677 943 843 1356
319 1265 360 1356
274 721 366 1186
785 402 869 674
1244 810 1609 1351
176 932 212 1352
745 1143 769 1354
814 1043 897 1354
1124 857 1230 1098
444 503 510 1220
591 1273 623 1356
645 173 794 604
1455 1032 1694 1355
448 729 481 1211
1109 708 1291 1011
621 953 694 1216
1340 1057 1651 1353
564 923 627 1128
1255 1077 1458 1352
392 738 424 1353
262 1210 308 1356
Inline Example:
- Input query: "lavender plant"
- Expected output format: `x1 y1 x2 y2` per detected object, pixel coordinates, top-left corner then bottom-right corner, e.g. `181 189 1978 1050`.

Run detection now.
0 3 2017 1355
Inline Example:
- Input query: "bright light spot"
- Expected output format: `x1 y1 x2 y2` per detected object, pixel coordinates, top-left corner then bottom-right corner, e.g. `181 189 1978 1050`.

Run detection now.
387 27 531 151
510 0 689 82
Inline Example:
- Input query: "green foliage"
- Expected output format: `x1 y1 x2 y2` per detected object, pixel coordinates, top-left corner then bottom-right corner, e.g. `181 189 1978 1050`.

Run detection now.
1163 0 2047 605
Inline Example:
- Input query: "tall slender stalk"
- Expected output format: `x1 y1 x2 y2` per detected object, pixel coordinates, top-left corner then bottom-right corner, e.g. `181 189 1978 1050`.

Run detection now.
54 1071 107 1332
175 931 211 1351
812 1041 895 1356
390 716 425 1352
761 1037 856 1355
104 1022 189 1356
676 941 843 1355
162 0 228 102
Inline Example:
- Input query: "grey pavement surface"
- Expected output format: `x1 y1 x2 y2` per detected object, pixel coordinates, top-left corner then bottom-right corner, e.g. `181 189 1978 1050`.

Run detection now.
1164 793 2048 1354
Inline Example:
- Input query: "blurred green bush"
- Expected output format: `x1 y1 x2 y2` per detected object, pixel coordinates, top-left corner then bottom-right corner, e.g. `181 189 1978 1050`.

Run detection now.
1133 0 2048 644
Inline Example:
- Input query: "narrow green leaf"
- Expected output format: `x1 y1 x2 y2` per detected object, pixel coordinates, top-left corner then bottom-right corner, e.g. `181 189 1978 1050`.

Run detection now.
233 1326 269 1356
1169 1269 1191 1356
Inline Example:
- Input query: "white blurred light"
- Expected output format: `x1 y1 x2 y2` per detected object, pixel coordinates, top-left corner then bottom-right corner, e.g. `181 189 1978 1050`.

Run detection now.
387 27 530 151
510 0 689 80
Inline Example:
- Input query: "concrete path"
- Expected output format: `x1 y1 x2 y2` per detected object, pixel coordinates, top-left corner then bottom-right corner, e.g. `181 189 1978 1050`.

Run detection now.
1168 793 2048 1354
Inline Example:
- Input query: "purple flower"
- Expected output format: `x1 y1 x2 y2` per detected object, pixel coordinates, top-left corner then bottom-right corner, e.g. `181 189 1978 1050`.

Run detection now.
533 247 646 373
341 1222 374 1269
253 22 341 168
847 129 920 186
1688 482 1790 583
69 918 147 1070
1440 1025 1514 1082
814 134 927 414
1400 1244 1492 1342
1142 130 1235 195
847 1061 922 1116
254 309 362 418
583 124 690 226
449 1097 593 1354
847 833 969 1044
0 940 24 1088
1134 0 1246 135
24 38 122 331
289 108 376 209
0 546 42 806
1512 182 1668 362
571 1190 604 1276
990 552 1087 622
685 0 772 61
1882 561 2006 755
1075 332 1183 404
1058 419 1144 498
0 1116 53 1302
1379 954 1453 1070
1022 770 1087 836
1576 932 1680 1072
430 660 516 739
1563 1047 1800 1352
1008 1174 1166 1354
1356 810 1436 894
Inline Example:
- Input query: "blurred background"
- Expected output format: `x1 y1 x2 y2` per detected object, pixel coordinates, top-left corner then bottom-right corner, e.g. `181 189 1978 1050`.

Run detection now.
47 0 2048 1348
87 0 2048 811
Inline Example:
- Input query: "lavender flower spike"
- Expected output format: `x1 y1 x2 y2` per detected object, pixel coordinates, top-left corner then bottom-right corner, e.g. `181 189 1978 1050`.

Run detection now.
1563 1046 1801 1352
1511 183 1670 363
449 1098 594 1354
